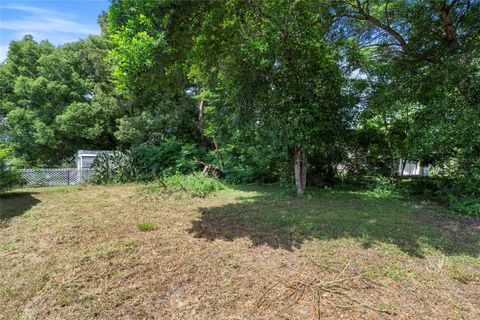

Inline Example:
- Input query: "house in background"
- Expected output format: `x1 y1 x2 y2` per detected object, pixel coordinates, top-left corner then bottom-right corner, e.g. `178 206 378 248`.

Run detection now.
0 116 8 143
399 159 429 176
76 150 114 170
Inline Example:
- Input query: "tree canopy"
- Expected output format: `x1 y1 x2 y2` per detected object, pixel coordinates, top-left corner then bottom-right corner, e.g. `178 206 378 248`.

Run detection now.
0 35 122 166
1 0 479 197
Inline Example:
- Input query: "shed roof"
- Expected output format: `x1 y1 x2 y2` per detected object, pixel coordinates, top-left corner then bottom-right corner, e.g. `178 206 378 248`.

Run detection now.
76 150 115 157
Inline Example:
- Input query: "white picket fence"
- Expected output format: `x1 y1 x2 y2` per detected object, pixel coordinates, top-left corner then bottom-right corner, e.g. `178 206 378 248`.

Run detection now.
17 168 94 187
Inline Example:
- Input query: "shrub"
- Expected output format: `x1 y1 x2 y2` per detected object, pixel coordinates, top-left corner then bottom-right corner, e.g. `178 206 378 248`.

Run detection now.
91 139 202 184
138 222 156 231
366 176 396 196
148 173 227 197
450 198 480 217
0 159 26 193
90 151 137 184
207 145 274 184
130 140 201 178
340 174 480 216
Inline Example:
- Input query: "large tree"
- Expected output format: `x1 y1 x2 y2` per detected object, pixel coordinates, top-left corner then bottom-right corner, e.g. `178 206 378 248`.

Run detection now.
0 35 121 166
107 0 349 194
192 0 348 194
332 0 480 176
107 0 204 147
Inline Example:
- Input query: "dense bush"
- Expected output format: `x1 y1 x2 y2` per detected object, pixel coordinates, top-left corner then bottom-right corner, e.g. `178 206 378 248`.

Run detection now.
145 173 227 197
90 151 137 184
206 145 274 184
91 139 202 184
339 174 480 217
91 138 276 185
0 159 26 193
163 173 226 197
90 144 278 186
391 176 480 216
130 140 200 178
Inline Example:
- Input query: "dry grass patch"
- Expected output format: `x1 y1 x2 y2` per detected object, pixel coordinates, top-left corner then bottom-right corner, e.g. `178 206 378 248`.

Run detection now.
0 184 479 319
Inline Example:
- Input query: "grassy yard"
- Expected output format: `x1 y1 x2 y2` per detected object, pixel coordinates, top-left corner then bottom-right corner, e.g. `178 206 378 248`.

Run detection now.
1 184 479 319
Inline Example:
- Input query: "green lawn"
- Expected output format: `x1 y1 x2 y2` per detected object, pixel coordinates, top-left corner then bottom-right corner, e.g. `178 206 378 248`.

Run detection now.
1 184 479 319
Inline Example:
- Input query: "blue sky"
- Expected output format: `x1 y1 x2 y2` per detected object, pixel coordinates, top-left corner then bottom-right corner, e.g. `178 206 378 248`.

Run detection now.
0 0 110 62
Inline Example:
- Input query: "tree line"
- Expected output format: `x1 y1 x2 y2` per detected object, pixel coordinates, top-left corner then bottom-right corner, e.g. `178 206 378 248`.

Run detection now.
1 0 479 198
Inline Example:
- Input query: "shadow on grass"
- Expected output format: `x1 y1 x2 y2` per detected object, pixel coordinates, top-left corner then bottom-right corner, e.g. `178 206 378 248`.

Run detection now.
0 192 41 226
189 185 480 258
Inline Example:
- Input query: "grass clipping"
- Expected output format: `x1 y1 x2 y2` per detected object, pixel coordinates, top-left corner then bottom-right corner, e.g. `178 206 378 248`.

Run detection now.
142 173 227 197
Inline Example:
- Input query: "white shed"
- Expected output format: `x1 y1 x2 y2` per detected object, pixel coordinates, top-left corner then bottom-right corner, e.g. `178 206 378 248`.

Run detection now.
76 150 115 170
399 159 429 176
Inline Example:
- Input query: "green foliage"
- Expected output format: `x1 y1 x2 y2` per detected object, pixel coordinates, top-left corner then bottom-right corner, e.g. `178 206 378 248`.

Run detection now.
90 151 137 184
222 158 272 185
0 35 121 166
107 0 200 148
2 1 480 205
107 0 350 191
426 177 480 217
193 141 274 184
91 139 202 184
340 174 480 217
0 143 12 161
147 173 227 198
0 159 26 193
450 199 480 217
130 139 201 177
338 0 480 181
137 222 156 231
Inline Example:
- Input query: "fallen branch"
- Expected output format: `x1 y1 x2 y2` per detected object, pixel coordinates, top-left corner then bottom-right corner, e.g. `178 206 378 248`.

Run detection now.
193 158 224 178
256 258 393 317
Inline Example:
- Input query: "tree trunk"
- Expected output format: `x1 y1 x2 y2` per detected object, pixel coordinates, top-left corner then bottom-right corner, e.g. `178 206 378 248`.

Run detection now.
294 146 307 196
382 112 395 176
440 7 459 49
400 158 407 176
213 138 224 172
198 99 208 151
